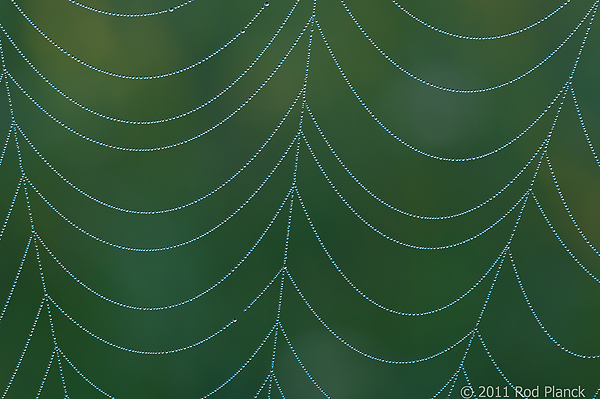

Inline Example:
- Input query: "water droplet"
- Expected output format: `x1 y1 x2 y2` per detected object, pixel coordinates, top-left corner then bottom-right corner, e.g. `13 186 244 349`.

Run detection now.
232 318 237 323
240 29 245 34
264 1 269 6
169 7 174 12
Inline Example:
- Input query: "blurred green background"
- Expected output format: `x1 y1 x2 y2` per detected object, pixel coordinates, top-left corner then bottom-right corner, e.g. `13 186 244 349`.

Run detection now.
0 0 599 397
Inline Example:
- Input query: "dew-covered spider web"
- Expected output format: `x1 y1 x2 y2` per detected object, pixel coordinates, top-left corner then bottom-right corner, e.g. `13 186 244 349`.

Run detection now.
1 0 600 397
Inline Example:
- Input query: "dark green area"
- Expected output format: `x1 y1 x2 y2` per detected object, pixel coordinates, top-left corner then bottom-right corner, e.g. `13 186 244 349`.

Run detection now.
0 0 599 397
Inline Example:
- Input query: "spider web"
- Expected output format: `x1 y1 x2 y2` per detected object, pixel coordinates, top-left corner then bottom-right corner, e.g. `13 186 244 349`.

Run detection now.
1 0 600 398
